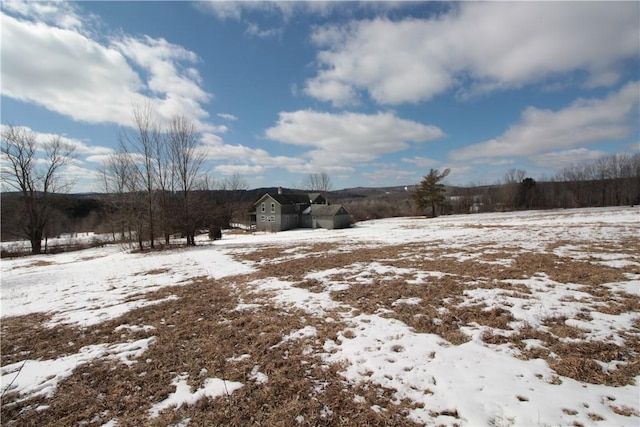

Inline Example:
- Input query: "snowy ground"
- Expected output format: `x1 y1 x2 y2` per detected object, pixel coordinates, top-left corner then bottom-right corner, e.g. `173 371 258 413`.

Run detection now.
1 206 639 426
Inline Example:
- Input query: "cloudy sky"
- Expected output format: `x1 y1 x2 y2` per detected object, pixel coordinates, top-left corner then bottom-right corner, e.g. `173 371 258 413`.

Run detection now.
1 1 639 192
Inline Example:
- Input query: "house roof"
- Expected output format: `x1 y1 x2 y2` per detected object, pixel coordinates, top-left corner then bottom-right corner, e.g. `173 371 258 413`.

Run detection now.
255 192 313 206
308 193 326 203
307 204 349 216
285 194 313 204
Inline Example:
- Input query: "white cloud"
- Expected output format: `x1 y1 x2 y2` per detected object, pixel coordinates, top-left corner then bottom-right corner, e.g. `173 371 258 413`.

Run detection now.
625 141 640 153
361 165 418 186
286 162 355 176
59 163 102 193
306 2 640 106
0 125 113 158
214 164 266 176
245 22 283 39
217 113 238 121
1 0 86 30
212 125 229 134
450 81 640 162
1 7 213 130
531 148 607 171
402 156 440 169
304 78 359 107
203 142 268 163
195 1 244 20
85 152 144 168
201 132 301 171
265 110 445 167
111 35 211 125
1 12 142 125
195 1 344 22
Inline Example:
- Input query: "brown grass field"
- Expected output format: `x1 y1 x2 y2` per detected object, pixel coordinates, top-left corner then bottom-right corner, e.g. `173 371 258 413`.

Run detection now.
1 214 639 426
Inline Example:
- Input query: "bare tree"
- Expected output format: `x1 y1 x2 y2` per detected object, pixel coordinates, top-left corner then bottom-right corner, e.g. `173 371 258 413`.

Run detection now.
168 115 205 246
554 153 640 207
620 153 640 205
98 152 146 250
501 168 527 208
1 124 75 254
303 172 333 205
303 172 333 193
221 173 248 193
118 103 162 248
219 173 249 226
152 127 174 244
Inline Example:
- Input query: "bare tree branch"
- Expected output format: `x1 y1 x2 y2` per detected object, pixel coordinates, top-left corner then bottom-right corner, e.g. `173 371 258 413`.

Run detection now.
1 124 75 254
168 115 205 246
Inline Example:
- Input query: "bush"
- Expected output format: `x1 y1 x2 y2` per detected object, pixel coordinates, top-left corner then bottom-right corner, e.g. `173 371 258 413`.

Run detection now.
208 227 222 240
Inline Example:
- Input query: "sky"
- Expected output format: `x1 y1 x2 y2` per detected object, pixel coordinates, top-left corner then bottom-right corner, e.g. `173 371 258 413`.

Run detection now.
1 1 639 193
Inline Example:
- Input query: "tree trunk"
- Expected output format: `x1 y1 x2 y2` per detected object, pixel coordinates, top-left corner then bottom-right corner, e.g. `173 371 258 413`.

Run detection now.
30 237 42 255
137 229 144 251
148 196 155 249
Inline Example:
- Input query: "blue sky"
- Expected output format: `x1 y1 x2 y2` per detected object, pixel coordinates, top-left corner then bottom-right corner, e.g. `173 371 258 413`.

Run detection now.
1 1 639 193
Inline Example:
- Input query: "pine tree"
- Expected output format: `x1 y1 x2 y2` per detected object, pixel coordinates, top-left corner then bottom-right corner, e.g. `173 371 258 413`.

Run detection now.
412 168 450 217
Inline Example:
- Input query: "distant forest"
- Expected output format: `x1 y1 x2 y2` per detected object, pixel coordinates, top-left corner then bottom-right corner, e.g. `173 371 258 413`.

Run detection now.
342 152 640 220
2 153 638 249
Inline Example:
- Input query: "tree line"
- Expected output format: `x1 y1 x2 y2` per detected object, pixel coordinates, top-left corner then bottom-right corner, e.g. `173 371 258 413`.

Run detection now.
419 153 640 217
1 105 248 255
98 104 250 251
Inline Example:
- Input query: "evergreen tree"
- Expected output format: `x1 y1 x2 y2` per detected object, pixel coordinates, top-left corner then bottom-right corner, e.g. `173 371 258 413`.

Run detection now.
516 177 537 209
412 168 450 217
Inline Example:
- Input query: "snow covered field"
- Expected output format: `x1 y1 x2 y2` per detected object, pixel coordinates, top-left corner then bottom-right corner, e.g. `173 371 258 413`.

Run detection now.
1 206 639 426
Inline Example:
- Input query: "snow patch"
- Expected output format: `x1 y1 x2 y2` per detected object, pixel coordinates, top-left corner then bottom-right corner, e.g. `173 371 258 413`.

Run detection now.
148 373 243 418
0 337 156 401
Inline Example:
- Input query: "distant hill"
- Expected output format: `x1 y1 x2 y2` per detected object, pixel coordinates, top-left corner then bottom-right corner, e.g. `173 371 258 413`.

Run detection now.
331 185 416 200
228 185 419 203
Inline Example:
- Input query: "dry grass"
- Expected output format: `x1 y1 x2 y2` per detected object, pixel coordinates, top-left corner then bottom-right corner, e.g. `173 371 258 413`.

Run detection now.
17 260 56 269
1 275 421 426
484 323 639 386
134 267 171 276
1 313 93 366
233 239 640 387
2 223 639 424
543 316 588 340
610 404 640 417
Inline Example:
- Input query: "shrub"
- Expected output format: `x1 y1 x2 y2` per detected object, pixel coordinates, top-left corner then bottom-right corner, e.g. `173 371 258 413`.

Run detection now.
208 227 222 240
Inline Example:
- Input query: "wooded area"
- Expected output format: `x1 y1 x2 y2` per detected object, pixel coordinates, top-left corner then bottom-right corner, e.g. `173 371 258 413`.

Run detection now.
343 153 639 220
447 153 640 215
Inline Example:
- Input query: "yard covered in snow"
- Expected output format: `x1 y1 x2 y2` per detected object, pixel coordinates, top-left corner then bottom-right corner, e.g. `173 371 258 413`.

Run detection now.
1 206 639 426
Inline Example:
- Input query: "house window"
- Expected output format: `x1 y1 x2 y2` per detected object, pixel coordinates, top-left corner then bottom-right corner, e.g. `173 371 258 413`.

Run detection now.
271 202 276 213
261 203 265 213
